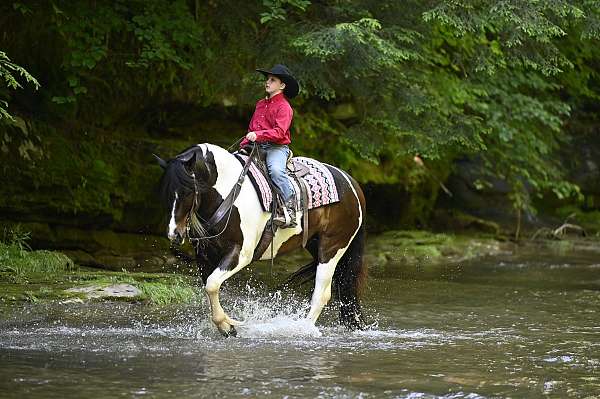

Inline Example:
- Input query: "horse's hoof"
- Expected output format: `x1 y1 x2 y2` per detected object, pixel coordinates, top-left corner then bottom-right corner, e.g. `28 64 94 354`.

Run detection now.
220 326 237 338
342 317 366 331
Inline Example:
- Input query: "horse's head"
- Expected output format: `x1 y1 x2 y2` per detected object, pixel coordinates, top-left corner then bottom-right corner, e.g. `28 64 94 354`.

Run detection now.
155 145 218 245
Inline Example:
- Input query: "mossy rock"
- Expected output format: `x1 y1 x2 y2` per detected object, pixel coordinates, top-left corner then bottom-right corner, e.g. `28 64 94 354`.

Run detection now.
0 241 202 305
66 283 142 299
365 230 503 268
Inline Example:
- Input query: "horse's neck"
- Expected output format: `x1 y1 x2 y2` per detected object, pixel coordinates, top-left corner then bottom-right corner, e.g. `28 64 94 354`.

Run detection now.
205 143 242 198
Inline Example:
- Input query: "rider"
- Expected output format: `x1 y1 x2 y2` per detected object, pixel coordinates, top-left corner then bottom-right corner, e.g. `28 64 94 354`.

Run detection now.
240 64 300 228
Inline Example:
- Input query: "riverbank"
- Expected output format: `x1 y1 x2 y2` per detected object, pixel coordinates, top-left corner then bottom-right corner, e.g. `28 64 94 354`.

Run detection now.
2 228 598 306
0 231 202 305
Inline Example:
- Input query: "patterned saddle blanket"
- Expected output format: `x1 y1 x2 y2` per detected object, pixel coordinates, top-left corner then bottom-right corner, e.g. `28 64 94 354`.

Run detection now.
234 154 340 212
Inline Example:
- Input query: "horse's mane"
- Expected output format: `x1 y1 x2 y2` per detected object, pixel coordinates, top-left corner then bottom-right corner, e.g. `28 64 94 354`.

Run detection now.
159 159 195 208
159 146 211 208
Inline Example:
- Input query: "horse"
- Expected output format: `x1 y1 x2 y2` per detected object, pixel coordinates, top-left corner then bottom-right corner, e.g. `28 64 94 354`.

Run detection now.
154 143 367 337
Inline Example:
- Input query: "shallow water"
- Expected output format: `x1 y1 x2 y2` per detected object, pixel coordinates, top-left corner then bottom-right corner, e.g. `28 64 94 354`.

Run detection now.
1 250 599 398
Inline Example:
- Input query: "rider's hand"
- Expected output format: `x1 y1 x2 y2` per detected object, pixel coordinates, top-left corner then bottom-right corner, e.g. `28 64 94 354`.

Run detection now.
413 155 424 167
246 131 257 142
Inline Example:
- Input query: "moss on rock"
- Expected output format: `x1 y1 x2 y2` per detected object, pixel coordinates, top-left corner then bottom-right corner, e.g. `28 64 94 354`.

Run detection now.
364 230 504 267
0 236 201 305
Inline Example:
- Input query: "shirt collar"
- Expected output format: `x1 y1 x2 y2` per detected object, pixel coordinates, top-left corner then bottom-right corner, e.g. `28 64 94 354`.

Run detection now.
265 92 285 103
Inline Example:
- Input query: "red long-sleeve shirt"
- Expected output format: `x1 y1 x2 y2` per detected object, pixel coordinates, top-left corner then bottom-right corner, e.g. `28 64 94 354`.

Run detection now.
240 92 293 147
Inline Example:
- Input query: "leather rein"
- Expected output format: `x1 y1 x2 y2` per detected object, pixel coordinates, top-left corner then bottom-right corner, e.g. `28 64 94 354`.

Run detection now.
186 145 257 247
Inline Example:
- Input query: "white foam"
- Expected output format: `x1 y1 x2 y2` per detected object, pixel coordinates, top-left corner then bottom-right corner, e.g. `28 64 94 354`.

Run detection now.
218 285 323 338
240 316 322 338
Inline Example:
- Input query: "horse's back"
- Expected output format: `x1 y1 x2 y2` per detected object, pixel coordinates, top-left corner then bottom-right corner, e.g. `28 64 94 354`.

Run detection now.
295 157 366 215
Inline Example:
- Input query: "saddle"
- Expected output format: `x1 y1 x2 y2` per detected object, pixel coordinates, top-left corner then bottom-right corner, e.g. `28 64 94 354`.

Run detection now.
235 146 341 262
249 147 311 259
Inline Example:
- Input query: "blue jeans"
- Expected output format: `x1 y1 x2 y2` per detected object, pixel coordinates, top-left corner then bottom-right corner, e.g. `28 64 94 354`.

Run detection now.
260 143 294 203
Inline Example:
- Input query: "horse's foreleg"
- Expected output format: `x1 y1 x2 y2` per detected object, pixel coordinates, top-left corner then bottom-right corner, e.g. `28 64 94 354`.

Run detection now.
205 268 243 336
204 246 251 336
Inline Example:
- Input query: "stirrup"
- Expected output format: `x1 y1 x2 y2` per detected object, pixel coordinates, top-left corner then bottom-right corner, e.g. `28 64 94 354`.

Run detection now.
273 206 297 228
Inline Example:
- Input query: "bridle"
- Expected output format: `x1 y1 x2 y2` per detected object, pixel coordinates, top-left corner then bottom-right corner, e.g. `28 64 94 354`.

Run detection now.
183 145 258 248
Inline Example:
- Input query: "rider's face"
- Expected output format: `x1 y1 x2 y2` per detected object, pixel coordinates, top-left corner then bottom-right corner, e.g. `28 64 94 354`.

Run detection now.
265 75 285 97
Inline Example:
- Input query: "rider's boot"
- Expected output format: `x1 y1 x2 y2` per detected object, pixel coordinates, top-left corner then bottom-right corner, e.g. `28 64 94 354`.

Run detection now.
273 198 297 228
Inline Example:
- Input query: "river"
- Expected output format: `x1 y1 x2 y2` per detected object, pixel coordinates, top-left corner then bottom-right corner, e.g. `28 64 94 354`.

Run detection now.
1 248 599 398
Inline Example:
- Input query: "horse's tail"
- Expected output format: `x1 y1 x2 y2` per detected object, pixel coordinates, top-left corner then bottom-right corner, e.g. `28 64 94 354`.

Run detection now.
333 224 367 330
280 258 318 288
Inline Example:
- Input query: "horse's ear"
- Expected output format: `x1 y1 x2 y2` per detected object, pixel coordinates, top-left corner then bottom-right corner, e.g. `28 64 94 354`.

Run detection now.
178 149 196 163
183 151 197 173
153 153 167 169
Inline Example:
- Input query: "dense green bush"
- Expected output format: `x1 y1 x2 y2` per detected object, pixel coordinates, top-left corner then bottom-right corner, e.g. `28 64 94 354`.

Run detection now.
1 0 599 220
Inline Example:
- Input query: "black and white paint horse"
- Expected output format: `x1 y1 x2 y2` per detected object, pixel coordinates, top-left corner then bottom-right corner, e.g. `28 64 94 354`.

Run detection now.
155 143 367 336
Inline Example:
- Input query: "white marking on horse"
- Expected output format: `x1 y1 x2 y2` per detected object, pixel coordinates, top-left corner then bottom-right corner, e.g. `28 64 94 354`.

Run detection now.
204 144 270 255
205 251 255 331
307 165 363 324
204 267 233 327
200 144 273 330
205 144 240 197
167 192 179 241
307 249 345 323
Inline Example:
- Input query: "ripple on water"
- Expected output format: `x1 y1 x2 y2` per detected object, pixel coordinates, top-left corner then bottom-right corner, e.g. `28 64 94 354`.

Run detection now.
2 252 600 398
390 391 488 399
1 298 525 354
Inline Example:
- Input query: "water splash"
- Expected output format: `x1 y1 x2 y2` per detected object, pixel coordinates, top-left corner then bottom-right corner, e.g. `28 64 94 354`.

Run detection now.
222 284 322 338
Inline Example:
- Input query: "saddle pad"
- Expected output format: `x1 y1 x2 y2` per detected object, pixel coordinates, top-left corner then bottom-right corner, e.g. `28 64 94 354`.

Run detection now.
234 154 340 212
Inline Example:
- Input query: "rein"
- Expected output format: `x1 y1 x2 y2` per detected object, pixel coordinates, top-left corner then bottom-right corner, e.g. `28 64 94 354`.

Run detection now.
187 144 258 246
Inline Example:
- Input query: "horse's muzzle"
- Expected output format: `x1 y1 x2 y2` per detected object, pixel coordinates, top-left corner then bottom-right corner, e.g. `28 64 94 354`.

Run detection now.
168 231 184 246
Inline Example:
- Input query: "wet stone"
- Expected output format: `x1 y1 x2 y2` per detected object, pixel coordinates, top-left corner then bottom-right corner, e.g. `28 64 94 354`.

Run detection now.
66 284 142 299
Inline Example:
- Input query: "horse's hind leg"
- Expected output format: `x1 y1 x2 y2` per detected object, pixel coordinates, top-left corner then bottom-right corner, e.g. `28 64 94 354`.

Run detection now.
306 247 347 324
306 167 365 328
307 227 365 330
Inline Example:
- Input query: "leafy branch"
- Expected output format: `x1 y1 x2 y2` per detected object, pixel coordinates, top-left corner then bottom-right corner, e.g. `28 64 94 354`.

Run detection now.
0 50 40 121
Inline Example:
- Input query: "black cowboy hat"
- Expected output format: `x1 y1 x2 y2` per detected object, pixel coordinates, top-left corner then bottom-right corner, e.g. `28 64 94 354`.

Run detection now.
256 64 300 99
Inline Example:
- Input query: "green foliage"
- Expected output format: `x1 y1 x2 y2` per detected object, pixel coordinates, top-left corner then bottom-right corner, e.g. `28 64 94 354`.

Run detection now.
0 50 39 121
0 227 74 283
261 0 311 24
2 225 31 251
1 0 600 219
43 0 205 106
